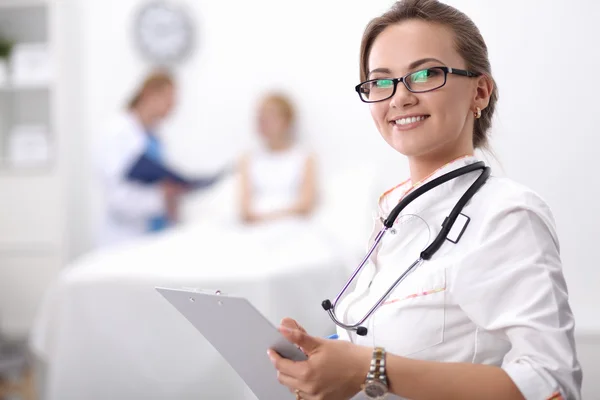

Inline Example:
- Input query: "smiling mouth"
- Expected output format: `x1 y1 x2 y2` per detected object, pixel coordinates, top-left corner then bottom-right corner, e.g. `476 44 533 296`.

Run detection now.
391 115 430 126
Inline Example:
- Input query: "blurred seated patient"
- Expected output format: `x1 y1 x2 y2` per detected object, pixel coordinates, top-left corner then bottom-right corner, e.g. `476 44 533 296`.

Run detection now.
95 70 222 248
239 93 317 224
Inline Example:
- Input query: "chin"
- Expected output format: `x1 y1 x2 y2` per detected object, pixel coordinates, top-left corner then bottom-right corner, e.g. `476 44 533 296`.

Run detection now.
382 134 424 157
385 128 455 159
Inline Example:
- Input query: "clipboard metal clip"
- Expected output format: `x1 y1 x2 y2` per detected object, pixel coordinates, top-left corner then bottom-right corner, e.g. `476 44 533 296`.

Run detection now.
180 287 225 303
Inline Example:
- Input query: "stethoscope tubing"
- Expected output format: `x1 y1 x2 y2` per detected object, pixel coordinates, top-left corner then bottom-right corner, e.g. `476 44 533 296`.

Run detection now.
322 162 491 335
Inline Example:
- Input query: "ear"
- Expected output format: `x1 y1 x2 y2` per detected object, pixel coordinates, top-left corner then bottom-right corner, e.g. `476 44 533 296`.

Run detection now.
473 74 494 112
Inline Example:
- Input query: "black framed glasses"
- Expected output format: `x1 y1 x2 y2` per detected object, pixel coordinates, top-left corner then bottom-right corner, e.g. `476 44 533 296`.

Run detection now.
355 66 480 103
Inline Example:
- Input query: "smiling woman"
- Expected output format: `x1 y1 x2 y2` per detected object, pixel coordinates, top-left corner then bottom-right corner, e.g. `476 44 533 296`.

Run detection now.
359 9 499 155
268 1 582 399
361 19 496 182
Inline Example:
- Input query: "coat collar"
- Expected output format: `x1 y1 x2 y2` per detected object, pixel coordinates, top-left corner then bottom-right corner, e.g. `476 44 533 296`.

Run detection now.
377 155 483 221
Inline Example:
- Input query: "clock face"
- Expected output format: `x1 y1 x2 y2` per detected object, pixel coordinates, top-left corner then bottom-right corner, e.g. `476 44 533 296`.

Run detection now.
134 1 195 64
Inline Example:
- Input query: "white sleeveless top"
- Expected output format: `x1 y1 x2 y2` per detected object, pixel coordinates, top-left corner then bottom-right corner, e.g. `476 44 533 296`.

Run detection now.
247 145 309 215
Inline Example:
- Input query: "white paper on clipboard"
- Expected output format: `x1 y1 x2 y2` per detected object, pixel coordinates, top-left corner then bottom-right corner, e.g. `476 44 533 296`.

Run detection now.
156 287 306 400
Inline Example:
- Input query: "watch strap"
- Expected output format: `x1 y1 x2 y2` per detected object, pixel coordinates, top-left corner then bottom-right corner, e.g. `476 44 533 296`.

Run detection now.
366 347 388 386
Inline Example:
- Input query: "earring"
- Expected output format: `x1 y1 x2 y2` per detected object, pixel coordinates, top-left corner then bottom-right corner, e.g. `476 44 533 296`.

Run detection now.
474 107 482 119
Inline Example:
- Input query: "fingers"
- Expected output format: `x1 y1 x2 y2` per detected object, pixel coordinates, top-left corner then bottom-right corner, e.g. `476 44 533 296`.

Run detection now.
268 347 323 400
279 327 322 355
268 352 314 400
279 320 307 354
280 317 306 333
275 370 302 394
267 348 306 377
279 320 308 354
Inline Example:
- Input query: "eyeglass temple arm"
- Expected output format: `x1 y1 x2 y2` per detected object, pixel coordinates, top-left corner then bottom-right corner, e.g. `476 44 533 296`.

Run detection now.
448 67 479 77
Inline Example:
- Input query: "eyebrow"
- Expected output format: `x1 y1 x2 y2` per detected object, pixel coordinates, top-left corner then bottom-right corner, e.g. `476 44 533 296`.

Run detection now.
368 58 446 79
368 68 393 79
408 57 445 70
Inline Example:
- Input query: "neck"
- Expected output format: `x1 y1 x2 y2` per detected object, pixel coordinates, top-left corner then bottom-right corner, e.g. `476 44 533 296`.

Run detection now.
266 136 292 152
408 150 474 184
132 106 156 130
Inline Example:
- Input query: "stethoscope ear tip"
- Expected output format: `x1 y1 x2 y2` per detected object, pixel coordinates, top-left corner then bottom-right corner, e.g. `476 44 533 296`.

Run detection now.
356 326 368 336
321 299 333 311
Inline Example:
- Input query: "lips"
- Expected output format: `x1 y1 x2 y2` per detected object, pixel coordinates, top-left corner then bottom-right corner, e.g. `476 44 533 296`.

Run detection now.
392 115 430 126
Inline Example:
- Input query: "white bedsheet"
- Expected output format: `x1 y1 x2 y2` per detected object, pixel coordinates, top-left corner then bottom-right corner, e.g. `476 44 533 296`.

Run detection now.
29 167 385 399
30 217 353 400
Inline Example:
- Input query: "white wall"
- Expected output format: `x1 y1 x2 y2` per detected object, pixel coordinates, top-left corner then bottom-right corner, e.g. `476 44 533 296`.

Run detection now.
464 0 600 336
73 0 401 255
72 0 600 330
62 0 599 393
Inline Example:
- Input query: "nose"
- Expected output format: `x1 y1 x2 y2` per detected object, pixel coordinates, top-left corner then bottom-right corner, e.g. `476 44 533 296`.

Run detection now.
389 80 418 109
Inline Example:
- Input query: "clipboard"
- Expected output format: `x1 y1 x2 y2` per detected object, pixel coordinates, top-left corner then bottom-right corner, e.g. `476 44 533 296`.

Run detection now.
156 287 306 400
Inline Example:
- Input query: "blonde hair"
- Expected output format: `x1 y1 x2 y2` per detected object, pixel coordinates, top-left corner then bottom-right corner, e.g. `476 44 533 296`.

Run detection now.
359 0 498 150
127 70 174 109
259 92 296 126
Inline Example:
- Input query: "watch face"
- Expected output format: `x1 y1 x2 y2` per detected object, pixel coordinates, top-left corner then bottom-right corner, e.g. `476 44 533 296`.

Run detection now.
364 380 387 399
134 1 195 64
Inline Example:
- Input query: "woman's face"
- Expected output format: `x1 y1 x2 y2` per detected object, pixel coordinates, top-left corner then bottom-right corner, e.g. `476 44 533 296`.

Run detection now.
367 20 486 160
149 84 176 120
257 101 291 146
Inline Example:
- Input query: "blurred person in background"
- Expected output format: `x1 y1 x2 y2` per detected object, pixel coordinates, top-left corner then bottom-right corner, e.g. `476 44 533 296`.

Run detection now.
95 69 222 248
238 92 317 224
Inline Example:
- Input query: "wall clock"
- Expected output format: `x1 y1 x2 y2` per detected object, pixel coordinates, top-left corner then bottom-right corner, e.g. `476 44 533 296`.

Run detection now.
134 1 195 64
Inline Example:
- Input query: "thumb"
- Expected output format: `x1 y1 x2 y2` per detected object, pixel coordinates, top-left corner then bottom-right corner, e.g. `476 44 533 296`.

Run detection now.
279 326 322 355
280 318 306 333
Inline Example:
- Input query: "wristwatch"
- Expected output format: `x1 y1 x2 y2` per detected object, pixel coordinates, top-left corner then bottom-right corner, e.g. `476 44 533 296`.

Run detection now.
362 347 389 399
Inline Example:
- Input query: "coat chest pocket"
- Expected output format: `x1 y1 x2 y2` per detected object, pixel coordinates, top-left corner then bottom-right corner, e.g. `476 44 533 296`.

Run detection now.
372 268 446 357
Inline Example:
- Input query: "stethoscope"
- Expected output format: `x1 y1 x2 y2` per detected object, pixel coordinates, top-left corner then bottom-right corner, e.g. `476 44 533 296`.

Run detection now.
321 161 491 336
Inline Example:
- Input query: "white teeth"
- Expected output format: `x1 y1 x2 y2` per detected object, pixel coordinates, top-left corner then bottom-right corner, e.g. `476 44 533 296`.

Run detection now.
395 115 427 125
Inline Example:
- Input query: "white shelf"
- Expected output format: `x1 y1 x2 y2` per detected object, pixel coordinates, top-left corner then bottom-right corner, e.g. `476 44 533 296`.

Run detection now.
0 242 57 254
0 0 69 340
0 0 47 10
0 165 54 175
0 82 52 92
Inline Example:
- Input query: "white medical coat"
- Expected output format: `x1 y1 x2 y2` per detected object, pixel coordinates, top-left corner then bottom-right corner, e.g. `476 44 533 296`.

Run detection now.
337 156 582 400
94 112 166 248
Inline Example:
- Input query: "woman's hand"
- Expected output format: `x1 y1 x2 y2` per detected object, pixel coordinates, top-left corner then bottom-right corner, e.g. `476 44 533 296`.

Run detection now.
162 180 188 222
280 318 307 333
268 326 371 400
241 209 291 224
280 318 308 354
